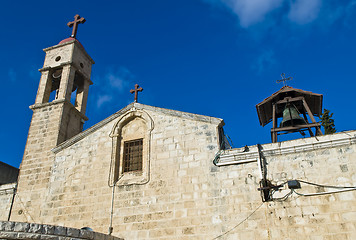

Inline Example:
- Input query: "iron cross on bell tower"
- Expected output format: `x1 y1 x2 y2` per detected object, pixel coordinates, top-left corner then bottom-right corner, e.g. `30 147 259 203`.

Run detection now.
67 14 86 38
277 73 293 86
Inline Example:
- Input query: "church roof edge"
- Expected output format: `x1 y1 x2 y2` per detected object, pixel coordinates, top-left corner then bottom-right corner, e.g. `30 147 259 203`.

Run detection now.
52 103 224 153
132 103 223 125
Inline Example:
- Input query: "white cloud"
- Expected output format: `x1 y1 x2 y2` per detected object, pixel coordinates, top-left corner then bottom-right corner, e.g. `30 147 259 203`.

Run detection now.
28 67 40 80
221 0 284 27
106 67 133 91
107 73 125 90
94 66 134 109
96 95 112 108
288 0 322 24
204 0 324 27
252 50 276 73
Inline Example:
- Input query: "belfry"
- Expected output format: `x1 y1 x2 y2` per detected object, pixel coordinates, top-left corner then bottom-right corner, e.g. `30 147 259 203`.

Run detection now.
10 15 94 222
256 75 323 143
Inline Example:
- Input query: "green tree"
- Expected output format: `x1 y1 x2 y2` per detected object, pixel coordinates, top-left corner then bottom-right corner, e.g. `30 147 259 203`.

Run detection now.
321 109 336 135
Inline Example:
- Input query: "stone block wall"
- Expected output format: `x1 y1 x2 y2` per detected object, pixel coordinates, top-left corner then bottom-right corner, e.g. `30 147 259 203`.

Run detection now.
0 183 16 221
213 131 356 240
11 101 66 225
0 221 123 240
10 104 224 239
5 101 356 239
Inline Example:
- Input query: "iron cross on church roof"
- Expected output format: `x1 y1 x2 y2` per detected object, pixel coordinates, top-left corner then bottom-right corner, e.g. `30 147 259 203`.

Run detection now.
67 14 86 38
130 84 143 103
276 73 293 86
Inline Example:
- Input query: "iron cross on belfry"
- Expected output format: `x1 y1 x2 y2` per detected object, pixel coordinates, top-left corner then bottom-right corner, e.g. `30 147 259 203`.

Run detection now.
67 14 86 38
130 84 143 103
276 73 293 86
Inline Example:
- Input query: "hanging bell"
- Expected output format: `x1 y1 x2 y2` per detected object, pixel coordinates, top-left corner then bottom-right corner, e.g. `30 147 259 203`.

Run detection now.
51 69 62 92
280 103 307 128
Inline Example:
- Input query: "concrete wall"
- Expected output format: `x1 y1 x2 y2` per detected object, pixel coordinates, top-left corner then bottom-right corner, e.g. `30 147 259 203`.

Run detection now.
4 101 356 239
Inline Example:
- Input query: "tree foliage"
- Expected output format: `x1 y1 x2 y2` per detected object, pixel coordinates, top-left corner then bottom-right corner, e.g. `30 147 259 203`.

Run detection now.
321 109 336 135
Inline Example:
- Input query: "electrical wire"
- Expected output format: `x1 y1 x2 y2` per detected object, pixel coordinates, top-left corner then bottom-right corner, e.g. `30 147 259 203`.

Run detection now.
15 194 35 222
297 179 356 189
211 202 264 240
7 183 17 221
261 178 356 201
271 189 294 201
258 178 356 202
277 179 356 197
340 130 354 137
108 180 117 235
294 188 356 197
225 133 234 148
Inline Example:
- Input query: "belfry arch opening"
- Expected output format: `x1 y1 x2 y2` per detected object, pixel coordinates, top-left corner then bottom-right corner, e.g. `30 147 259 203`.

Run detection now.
44 67 87 114
71 71 85 108
49 68 62 102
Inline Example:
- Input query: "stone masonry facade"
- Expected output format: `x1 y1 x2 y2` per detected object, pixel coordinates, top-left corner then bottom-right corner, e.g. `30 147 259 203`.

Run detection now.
0 183 16 221
2 34 356 240
5 99 356 239
0 221 123 240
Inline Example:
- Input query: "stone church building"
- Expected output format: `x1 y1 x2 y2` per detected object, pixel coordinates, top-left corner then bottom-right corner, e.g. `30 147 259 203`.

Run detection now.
1 16 356 240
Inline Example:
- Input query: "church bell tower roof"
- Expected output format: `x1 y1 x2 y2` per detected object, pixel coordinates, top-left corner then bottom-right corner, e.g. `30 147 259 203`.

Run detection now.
59 37 80 45
256 86 323 127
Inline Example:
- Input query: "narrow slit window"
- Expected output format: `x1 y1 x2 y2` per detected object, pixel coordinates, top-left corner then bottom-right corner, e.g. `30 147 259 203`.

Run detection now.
123 139 143 172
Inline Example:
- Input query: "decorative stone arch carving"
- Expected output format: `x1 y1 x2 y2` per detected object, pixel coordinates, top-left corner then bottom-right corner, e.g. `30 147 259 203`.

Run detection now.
109 109 154 186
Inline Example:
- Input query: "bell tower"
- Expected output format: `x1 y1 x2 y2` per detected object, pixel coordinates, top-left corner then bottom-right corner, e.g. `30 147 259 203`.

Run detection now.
10 15 94 222
34 35 94 143
256 74 323 143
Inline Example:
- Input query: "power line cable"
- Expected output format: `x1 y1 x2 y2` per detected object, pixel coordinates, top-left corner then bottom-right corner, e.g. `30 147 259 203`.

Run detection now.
16 194 35 222
297 179 356 189
294 188 356 197
271 189 293 201
211 202 264 240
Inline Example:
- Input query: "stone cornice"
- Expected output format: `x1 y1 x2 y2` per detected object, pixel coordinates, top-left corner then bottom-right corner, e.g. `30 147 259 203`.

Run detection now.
30 99 88 121
38 62 93 83
216 131 356 166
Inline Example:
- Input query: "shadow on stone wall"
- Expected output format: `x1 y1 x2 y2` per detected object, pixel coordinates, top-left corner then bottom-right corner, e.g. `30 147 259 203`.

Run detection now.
0 221 124 240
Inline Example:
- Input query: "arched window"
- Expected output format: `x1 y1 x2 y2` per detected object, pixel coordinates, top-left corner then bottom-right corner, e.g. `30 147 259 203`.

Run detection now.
109 109 154 186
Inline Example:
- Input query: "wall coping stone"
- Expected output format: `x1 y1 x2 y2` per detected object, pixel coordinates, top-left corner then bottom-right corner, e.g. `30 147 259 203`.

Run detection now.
0 183 16 195
216 130 356 166
0 221 124 240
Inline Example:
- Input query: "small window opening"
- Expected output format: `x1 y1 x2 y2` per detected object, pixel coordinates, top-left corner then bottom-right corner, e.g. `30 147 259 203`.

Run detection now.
123 139 143 172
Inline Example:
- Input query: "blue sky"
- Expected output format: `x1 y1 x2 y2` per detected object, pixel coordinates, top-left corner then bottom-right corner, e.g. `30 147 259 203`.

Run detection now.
1 0 356 168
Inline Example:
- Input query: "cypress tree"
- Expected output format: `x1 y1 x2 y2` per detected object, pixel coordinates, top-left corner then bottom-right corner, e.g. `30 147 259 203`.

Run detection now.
321 109 336 135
